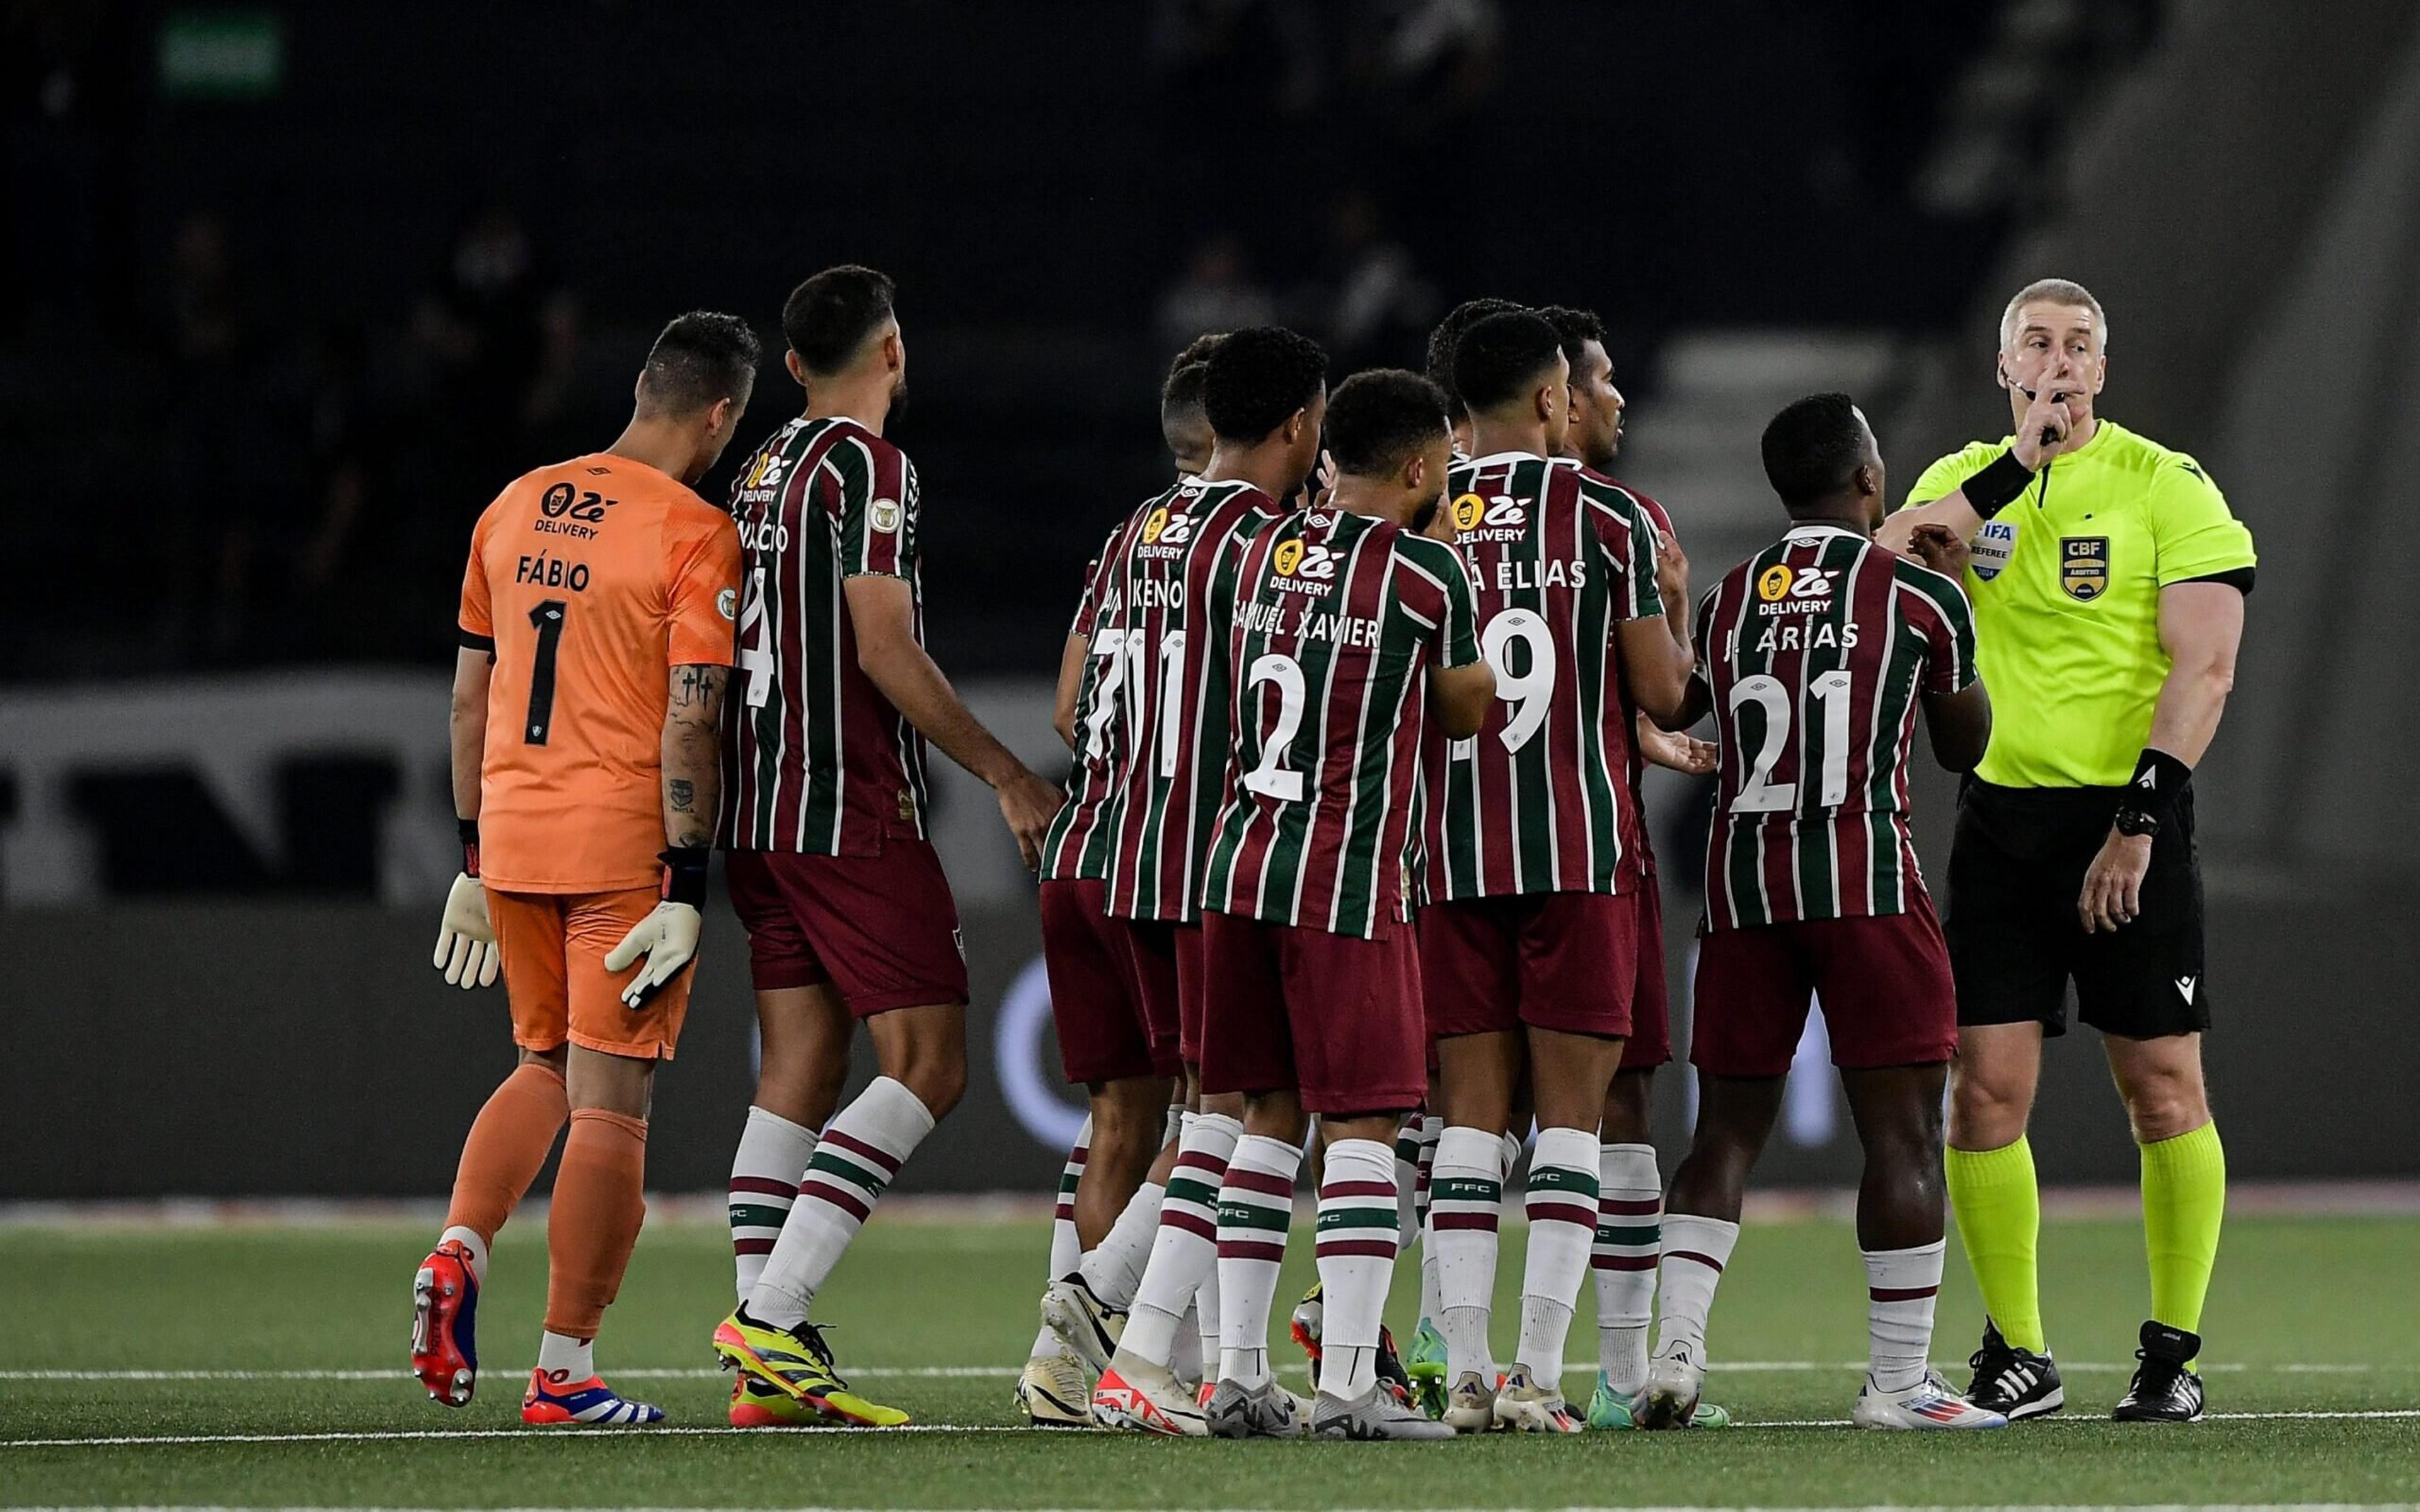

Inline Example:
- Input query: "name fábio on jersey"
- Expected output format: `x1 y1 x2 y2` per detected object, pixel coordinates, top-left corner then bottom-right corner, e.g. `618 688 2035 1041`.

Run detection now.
1235 595 1382 650
516 553 589 592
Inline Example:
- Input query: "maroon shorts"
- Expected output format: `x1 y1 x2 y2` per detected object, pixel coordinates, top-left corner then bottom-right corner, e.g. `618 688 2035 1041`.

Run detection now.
1172 920 1206 1065
1197 910 1426 1114
1040 879 1180 1084
723 842 969 1017
1620 877 1673 1070
1690 893 1957 1078
1421 890 1644 1041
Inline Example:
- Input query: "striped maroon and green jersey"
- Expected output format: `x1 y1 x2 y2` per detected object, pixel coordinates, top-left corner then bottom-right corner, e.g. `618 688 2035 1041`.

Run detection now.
1039 525 1130 883
1419 453 1665 904
1098 478 1289 922
1694 522 1978 930
1606 476 1679 879
718 415 931 857
1201 509 1482 939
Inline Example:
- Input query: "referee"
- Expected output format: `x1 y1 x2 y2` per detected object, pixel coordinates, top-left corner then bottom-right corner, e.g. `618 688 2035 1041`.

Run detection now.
1881 279 2254 1425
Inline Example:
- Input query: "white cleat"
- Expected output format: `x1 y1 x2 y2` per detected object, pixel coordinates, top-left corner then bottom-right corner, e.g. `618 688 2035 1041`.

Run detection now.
1040 1274 1127 1377
1092 1350 1209 1437
1492 1365 1584 1433
1015 1344 1093 1428
1634 1343 1707 1430
1852 1369 2009 1430
1441 1368 1498 1434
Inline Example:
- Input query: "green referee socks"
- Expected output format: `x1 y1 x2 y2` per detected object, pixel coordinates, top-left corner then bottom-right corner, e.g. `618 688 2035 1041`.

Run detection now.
2140 1122 2227 1348
1946 1136 2045 1353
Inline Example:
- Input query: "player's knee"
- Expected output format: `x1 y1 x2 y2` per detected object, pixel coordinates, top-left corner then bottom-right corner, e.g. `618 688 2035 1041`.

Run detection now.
1947 1067 2029 1148
2118 1073 2208 1144
893 1053 966 1121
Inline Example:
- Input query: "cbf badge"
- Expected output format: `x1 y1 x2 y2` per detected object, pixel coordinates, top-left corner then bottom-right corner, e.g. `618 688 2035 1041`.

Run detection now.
2061 536 2110 600
1971 519 2017 581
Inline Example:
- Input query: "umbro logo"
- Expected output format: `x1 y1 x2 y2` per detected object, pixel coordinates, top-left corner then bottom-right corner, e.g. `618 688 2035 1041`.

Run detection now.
2175 975 2198 1004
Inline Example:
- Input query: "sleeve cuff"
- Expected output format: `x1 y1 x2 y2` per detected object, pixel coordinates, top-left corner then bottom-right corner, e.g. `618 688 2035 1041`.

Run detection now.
458 628 495 653
2171 565 2256 595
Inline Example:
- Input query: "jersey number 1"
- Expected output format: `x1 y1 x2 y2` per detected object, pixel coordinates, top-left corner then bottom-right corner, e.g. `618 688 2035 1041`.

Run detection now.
524 600 568 745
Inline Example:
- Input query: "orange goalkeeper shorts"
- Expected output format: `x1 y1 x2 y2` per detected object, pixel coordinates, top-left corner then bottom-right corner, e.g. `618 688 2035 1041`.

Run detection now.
486 885 693 1061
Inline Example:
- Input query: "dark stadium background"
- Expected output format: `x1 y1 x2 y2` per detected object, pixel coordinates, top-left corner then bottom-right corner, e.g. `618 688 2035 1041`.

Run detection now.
3 0 2413 1200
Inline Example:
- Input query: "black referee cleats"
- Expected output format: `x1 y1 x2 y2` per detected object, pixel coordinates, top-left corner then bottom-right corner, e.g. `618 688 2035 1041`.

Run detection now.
2112 1321 2206 1423
1965 1318 2065 1420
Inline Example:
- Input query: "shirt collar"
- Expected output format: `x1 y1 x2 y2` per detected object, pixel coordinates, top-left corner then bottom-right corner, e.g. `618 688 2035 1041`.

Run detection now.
1782 521 1869 545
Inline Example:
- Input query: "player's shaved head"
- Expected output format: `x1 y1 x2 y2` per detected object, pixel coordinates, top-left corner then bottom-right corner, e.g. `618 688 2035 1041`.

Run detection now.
1453 311 1565 416
636 310 761 418
784 264 897 376
1424 297 1523 414
1161 334 1223 474
1761 392 1877 512
1202 326 1328 444
1323 369 1449 479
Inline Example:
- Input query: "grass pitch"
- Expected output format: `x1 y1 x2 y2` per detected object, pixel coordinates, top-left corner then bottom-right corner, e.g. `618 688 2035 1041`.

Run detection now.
3 1211 2416 1508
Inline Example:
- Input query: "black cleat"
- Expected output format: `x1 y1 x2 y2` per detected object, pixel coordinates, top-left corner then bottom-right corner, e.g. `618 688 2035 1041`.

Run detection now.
2112 1321 2206 1423
1966 1317 2065 1420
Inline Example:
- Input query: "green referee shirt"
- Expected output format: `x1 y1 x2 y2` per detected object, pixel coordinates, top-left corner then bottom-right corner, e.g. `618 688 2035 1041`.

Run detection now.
1902 418 2256 789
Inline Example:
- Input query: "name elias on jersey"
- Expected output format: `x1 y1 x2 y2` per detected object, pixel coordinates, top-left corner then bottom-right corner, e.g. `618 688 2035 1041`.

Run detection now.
1234 595 1382 649
1489 556 1587 592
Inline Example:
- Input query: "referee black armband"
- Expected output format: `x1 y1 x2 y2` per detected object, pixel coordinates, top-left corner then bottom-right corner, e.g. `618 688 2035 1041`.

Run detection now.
659 846 710 908
1960 449 2038 518
2122 748 2194 826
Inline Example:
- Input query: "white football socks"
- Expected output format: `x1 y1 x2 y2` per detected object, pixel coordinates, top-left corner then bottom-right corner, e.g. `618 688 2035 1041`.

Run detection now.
1593 1142 1661 1395
1864 1239 1946 1394
1214 1133 1301 1390
1514 1126 1599 1386
1076 1179 1166 1309
1314 1138 1398 1401
728 1106 818 1303
1652 1212 1741 1363
747 1076 934 1330
1430 1125 1505 1383
1031 1118 1090 1358
1122 1111 1238 1368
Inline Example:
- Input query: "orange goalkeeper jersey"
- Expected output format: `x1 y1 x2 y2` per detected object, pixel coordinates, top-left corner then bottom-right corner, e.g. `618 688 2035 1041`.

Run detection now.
458 452 742 893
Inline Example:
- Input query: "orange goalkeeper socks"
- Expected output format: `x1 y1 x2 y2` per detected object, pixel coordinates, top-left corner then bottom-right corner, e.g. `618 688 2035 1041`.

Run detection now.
445 1060 570 1252
544 1108 649 1340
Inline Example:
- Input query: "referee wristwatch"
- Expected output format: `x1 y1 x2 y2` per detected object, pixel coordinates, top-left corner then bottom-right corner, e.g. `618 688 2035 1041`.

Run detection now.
2111 806 2160 839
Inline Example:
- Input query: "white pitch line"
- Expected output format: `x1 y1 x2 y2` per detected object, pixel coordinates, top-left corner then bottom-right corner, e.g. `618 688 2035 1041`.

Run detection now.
6 1409 2420 1449
0 1361 2386 1382
8 1506 2417 1512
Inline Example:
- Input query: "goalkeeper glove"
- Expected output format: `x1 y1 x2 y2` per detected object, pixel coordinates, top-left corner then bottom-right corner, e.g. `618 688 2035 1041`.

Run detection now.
604 847 708 1009
433 820 500 989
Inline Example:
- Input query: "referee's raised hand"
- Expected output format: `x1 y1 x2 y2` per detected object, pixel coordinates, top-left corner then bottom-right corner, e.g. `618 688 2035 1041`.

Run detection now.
2012 358 2082 469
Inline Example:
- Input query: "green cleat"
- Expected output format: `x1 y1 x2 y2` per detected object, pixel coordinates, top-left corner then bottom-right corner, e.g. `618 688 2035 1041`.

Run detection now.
1587 1370 1732 1429
1406 1317 1450 1418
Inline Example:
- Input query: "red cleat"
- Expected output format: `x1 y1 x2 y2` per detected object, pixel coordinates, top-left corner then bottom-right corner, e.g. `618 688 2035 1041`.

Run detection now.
409 1240 479 1407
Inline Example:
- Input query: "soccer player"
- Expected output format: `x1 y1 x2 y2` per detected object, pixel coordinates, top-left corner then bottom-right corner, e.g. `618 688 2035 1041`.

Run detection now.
1416 311 1694 1433
1424 297 1524 455
711 266 1066 1428
1088 326 1327 1435
1634 392 2002 1433
1882 280 2256 1423
415 311 754 1426
1537 303 1727 1431
1015 338 1238 1424
1192 367 1494 1441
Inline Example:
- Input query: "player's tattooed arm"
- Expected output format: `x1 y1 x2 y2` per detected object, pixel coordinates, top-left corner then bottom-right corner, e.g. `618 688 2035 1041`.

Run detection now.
661 663 729 850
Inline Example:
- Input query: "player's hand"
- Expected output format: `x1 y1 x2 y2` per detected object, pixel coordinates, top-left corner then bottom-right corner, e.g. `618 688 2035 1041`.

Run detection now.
2078 828 2153 933
1636 714 1716 776
604 902 702 1008
996 767 1066 871
432 872 500 989
1907 522 1971 580
1310 449 1336 511
1655 534 1690 612
2012 360 2078 470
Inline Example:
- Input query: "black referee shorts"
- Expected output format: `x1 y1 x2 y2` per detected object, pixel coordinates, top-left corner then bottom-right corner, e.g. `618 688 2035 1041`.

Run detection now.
1945 779 2210 1040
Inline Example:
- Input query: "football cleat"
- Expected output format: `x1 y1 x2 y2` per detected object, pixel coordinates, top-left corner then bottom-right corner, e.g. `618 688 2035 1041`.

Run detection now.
1092 1352 1209 1436
408 1240 479 1407
1286 1281 1414 1406
729 1373 827 1428
1966 1317 2065 1420
1015 1344 1093 1428
2112 1322 2207 1423
1633 1343 1706 1430
1492 1365 1584 1433
1205 1376 1308 1439
1313 1380 1456 1441
1289 1281 1327 1380
1405 1317 1449 1418
1441 1368 1498 1433
1585 1370 1732 1429
521 1368 664 1426
712 1307 909 1427
1040 1274 1127 1377
1852 1369 2008 1430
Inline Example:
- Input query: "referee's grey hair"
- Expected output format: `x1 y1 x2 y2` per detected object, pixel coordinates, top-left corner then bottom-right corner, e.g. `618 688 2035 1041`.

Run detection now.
2001 278 2109 354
